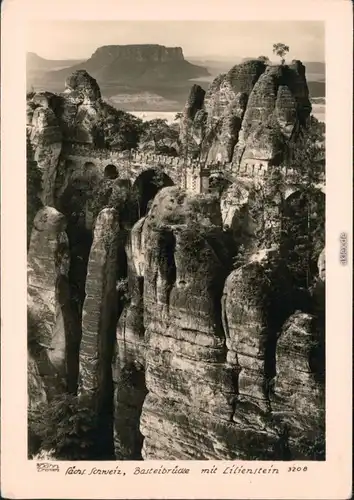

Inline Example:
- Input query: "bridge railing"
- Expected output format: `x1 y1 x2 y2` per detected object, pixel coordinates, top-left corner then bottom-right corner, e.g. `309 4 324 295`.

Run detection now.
62 142 325 184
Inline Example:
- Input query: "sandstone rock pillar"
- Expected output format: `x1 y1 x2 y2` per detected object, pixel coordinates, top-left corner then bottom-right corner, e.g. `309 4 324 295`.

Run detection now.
272 311 325 459
27 207 71 399
79 208 120 408
28 107 62 206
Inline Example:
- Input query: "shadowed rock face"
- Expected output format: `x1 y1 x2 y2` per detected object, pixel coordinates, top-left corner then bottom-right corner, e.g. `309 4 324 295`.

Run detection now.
28 107 62 205
179 85 207 158
65 70 102 102
112 218 147 459
179 60 311 165
27 207 71 399
28 350 47 409
77 208 123 459
222 249 282 430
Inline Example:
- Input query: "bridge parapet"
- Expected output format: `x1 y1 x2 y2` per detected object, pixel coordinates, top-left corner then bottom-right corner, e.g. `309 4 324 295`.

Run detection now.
61 142 324 193
62 142 178 165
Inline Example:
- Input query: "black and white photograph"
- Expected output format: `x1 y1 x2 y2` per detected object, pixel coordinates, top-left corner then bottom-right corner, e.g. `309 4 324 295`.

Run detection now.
25 19 327 463
1 2 353 497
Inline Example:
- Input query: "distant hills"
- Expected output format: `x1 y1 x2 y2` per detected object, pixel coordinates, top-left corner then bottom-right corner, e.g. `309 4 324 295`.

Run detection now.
27 52 84 83
27 47 325 111
27 45 209 94
27 52 84 71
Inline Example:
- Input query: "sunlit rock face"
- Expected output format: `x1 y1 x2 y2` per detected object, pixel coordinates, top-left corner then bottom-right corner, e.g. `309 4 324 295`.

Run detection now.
28 106 62 205
180 61 265 163
180 60 311 166
27 207 71 399
27 69 142 156
58 70 102 144
127 187 235 459
108 183 325 461
65 70 102 102
222 249 283 433
79 208 121 406
317 248 325 282
234 62 311 166
220 175 284 255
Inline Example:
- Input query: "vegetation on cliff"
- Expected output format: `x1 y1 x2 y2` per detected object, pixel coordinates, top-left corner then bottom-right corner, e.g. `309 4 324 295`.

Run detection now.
26 138 42 247
27 56 326 461
28 394 99 459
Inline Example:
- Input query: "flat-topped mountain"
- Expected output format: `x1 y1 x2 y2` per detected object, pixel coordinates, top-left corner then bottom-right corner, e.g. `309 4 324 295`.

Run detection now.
41 44 209 87
89 44 185 64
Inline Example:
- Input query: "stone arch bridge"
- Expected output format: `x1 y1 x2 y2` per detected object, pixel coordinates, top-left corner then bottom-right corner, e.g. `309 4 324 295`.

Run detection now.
61 142 325 198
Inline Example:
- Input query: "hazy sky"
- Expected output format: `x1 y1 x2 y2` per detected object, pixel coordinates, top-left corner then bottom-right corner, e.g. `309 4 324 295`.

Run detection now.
26 20 324 62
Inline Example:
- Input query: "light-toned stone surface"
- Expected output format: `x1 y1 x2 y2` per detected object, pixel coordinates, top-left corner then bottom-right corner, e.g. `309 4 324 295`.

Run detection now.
79 208 120 404
27 207 71 398
180 60 311 168
138 187 238 458
271 311 325 455
28 107 62 205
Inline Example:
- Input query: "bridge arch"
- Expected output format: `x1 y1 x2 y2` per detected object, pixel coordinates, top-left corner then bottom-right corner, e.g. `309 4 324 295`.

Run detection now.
83 161 101 183
209 172 233 197
132 168 174 217
104 164 119 180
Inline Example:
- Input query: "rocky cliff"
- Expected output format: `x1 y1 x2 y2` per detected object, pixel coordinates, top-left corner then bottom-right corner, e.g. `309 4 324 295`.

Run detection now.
27 66 325 461
179 60 311 165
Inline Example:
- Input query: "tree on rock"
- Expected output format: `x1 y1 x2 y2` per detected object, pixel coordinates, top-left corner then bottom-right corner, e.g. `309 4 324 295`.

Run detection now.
273 43 290 65
140 118 179 156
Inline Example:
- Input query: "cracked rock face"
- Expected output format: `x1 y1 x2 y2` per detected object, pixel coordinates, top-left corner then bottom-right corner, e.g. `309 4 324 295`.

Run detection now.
271 311 325 458
112 218 147 459
64 70 102 102
79 208 121 406
109 186 325 461
28 106 62 205
179 60 311 166
27 69 142 154
27 207 71 399
117 187 235 459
